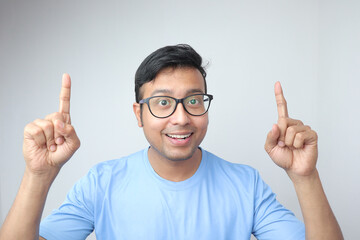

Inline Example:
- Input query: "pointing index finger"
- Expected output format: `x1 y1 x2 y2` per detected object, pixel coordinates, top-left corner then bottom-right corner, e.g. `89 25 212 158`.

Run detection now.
59 73 71 115
274 81 289 118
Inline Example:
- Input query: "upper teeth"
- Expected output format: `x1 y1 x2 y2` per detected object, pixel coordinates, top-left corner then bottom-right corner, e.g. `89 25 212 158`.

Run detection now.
167 133 191 139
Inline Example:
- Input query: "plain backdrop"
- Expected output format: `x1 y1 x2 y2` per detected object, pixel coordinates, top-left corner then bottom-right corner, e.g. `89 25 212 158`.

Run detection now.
0 0 359 239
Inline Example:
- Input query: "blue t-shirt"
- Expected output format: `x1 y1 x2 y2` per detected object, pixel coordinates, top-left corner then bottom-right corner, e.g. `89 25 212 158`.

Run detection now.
40 148 305 239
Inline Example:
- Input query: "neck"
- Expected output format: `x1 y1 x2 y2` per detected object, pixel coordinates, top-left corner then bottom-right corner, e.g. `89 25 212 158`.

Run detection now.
147 147 202 182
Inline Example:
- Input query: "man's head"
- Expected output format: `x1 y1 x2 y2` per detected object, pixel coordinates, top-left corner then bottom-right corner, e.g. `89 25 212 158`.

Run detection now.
133 44 211 163
134 44 207 103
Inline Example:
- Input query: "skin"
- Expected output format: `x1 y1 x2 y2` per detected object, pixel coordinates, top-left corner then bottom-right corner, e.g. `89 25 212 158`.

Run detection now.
264 82 343 239
0 74 80 240
0 73 343 240
133 67 208 182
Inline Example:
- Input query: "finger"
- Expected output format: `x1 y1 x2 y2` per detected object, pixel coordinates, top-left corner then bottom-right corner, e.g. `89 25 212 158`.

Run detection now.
293 130 318 149
33 119 57 151
277 118 304 144
24 122 47 149
284 125 311 147
45 113 66 145
59 73 71 117
57 123 81 152
264 124 281 154
275 81 289 119
49 111 80 149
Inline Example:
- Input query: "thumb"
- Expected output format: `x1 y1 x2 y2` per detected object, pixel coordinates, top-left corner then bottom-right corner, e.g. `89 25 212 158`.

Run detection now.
54 119 65 145
54 120 80 151
264 124 281 154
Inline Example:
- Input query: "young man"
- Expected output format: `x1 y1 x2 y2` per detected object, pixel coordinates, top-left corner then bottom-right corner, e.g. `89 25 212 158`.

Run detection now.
0 44 343 239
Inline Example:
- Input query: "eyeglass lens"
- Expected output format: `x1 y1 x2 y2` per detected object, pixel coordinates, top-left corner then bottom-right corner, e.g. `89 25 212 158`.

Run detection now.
149 94 210 118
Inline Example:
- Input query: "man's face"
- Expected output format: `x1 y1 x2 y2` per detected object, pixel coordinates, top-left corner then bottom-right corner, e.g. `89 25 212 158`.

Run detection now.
133 67 209 162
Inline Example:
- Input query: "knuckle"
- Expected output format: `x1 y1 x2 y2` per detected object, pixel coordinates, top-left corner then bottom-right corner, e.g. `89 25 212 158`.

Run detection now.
294 141 302 149
24 122 34 132
54 112 63 118
277 99 287 105
45 112 57 120
29 125 43 137
287 126 296 135
68 136 81 151
35 120 54 135
34 127 43 136
45 113 53 120
33 118 43 124
67 124 75 132
75 139 81 149
43 121 54 131
296 132 305 141
305 125 312 131
264 145 271 154
60 95 70 101
46 112 63 121
33 118 45 126
313 131 318 139
63 124 77 138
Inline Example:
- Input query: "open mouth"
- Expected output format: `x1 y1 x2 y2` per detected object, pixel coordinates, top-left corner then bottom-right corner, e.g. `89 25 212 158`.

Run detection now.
166 133 193 140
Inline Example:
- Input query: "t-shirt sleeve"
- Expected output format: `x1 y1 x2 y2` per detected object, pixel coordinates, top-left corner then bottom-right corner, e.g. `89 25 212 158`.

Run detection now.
252 170 305 240
39 169 97 240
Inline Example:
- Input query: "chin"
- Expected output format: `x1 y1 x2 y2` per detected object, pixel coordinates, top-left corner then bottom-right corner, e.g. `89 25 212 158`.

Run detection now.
155 146 199 162
165 154 194 162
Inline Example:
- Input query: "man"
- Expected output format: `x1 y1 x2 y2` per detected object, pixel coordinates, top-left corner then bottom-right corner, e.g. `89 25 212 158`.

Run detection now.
0 44 343 239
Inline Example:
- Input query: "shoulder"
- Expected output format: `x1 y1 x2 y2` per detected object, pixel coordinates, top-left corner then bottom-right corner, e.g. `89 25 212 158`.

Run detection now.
203 150 260 181
201 150 271 206
90 149 145 176
76 149 146 190
201 149 265 196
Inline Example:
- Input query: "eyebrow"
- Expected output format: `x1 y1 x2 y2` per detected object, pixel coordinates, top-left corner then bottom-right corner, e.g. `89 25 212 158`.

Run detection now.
151 88 204 96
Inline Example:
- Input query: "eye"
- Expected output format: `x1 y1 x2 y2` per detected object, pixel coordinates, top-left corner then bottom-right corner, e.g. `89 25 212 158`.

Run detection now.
153 97 172 107
187 95 203 106
189 98 198 105
159 99 169 106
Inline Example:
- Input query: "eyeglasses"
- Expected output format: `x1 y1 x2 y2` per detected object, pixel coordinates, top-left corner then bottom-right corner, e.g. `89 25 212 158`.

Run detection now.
139 94 213 118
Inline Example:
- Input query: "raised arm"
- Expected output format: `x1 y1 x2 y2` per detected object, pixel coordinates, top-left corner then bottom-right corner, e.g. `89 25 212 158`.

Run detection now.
264 82 343 239
0 74 80 240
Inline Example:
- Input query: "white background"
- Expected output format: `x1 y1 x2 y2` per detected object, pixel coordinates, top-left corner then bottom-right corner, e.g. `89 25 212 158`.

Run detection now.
0 0 359 239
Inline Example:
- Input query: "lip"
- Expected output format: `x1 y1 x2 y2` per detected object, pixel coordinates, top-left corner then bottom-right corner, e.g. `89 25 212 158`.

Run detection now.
165 132 193 146
166 132 192 138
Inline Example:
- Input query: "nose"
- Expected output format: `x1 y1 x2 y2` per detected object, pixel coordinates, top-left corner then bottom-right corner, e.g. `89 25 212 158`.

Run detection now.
169 102 190 125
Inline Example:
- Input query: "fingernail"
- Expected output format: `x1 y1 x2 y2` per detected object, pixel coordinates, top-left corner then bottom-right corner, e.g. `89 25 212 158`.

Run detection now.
56 120 65 130
50 145 56 152
55 137 64 145
278 141 285 147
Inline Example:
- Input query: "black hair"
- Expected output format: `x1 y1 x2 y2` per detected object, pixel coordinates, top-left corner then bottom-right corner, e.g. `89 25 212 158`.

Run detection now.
134 44 207 102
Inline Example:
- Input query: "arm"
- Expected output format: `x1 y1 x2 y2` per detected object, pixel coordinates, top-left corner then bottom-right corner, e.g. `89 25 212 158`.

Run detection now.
264 82 343 240
291 169 342 240
0 74 80 240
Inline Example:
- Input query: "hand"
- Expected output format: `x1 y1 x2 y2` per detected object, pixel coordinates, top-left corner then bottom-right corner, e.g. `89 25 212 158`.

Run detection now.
23 74 80 177
264 82 318 181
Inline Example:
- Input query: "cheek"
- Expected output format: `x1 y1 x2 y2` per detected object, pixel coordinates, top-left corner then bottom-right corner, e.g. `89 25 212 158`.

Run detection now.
196 116 209 132
142 111 167 130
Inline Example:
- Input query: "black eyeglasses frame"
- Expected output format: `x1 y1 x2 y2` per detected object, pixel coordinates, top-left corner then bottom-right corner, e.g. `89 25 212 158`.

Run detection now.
139 93 213 119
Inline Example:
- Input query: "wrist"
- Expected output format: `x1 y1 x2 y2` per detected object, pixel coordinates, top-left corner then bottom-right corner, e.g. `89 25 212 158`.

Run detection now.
287 168 320 186
23 167 59 190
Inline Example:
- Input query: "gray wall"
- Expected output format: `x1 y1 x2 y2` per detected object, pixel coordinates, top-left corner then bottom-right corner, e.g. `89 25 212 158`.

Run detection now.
0 0 359 239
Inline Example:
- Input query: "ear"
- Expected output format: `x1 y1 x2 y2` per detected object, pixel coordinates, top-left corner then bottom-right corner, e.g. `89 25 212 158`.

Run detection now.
133 102 143 127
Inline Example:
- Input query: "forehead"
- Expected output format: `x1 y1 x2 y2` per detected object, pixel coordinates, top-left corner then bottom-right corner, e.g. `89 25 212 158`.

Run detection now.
140 67 205 98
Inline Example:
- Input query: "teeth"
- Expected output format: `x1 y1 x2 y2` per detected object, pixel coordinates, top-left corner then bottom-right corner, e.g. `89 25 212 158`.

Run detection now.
167 133 192 139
